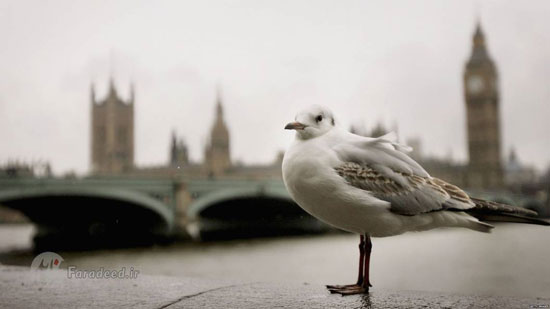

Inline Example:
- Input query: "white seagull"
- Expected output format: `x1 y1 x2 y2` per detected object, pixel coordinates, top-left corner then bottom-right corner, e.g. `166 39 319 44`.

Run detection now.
282 105 549 295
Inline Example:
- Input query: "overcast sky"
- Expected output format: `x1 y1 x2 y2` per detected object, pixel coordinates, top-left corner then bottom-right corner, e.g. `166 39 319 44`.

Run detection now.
1 0 549 175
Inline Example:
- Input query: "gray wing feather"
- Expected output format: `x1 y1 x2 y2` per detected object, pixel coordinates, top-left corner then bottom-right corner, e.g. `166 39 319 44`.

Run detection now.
335 162 474 215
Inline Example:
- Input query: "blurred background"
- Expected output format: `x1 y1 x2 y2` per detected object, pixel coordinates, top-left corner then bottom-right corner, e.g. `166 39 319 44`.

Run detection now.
1 0 549 298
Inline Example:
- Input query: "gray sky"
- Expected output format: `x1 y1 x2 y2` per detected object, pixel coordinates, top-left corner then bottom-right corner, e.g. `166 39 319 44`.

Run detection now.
1 0 549 175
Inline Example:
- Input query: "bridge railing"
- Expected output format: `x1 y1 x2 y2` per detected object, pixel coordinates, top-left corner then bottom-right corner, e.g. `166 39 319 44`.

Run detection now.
0 177 179 212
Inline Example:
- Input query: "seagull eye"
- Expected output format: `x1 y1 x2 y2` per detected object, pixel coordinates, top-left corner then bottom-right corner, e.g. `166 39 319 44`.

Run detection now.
315 115 323 123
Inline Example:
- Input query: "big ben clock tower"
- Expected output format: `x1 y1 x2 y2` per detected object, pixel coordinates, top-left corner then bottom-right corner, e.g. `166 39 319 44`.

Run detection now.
463 22 503 189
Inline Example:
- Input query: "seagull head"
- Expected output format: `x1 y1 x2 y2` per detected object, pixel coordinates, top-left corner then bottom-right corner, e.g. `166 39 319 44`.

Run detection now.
285 105 336 140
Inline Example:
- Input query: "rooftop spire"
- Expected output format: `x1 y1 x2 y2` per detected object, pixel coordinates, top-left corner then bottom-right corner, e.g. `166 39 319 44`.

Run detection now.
216 85 223 117
90 82 96 103
473 21 485 48
129 81 135 103
108 77 117 97
171 129 177 149
468 20 492 66
107 49 118 97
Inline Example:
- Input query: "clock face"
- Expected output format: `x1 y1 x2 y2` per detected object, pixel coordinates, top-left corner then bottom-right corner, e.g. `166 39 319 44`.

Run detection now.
467 75 484 95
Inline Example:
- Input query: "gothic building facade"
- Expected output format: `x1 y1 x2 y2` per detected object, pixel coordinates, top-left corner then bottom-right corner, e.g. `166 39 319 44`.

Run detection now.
90 79 134 174
88 80 282 179
204 91 231 176
463 22 503 189
169 131 189 168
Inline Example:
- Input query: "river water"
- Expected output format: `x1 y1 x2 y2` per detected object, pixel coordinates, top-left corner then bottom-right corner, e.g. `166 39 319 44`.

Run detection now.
1 223 549 298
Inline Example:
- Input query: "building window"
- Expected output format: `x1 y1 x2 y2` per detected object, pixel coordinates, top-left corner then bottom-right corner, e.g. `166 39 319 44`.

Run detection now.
97 126 106 144
117 126 127 145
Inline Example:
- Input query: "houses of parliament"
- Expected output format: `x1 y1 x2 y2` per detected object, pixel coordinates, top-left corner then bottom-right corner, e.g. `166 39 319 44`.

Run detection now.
90 80 282 180
89 22 531 189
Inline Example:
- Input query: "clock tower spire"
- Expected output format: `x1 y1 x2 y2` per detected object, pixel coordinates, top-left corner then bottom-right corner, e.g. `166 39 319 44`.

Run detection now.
463 21 503 189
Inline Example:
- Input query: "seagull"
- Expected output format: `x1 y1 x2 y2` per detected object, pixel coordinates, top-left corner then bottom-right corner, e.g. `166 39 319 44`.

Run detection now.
282 105 549 296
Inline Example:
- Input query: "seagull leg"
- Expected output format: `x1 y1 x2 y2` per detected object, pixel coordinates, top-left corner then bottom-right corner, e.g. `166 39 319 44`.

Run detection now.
362 235 373 288
326 234 369 295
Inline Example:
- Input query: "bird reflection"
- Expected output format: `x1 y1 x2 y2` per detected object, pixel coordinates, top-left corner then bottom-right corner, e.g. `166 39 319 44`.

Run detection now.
355 294 372 309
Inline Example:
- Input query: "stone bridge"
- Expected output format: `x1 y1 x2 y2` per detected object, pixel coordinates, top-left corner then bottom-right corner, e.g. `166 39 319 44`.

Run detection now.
0 177 324 245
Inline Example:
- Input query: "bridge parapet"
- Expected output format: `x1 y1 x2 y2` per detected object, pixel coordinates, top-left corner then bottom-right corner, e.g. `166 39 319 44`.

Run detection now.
186 179 290 218
0 176 298 241
0 177 177 211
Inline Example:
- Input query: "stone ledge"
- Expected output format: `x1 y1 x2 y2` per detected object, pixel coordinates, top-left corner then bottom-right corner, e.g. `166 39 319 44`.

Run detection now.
1 265 548 309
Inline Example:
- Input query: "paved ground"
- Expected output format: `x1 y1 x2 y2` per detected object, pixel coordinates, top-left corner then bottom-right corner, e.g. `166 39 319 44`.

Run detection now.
1 265 548 308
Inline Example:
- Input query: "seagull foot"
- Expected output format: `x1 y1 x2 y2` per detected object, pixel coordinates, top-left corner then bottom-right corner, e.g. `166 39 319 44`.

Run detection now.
326 284 369 295
326 282 372 289
326 284 359 289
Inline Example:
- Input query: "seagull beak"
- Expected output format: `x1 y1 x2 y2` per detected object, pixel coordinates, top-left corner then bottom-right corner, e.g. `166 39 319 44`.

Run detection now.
285 122 306 130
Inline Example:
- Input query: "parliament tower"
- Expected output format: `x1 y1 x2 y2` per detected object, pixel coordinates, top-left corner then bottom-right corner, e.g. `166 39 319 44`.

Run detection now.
463 22 503 189
204 90 231 176
90 79 134 174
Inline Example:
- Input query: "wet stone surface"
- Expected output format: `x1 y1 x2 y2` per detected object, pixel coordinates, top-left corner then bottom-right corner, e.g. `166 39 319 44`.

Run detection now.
172 282 549 309
1 266 548 309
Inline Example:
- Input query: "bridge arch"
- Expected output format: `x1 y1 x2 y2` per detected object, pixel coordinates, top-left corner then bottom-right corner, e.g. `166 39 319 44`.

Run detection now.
0 186 174 233
187 186 292 218
186 185 326 240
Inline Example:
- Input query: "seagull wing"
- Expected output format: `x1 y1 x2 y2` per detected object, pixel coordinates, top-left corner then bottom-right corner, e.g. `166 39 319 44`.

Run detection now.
334 162 475 215
332 132 430 187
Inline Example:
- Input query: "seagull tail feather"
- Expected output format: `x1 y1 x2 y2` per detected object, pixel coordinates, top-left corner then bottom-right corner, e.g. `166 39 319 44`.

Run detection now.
467 212 550 226
465 197 550 226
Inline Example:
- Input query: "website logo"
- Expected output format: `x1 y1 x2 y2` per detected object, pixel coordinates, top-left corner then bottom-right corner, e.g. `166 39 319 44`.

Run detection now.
30 252 64 271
